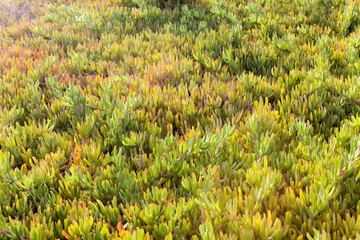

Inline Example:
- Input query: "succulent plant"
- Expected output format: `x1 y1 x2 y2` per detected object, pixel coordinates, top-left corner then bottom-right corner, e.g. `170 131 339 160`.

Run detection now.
1 0 360 239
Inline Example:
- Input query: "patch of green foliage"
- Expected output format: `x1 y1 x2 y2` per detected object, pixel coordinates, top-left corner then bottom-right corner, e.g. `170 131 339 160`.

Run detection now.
1 0 360 239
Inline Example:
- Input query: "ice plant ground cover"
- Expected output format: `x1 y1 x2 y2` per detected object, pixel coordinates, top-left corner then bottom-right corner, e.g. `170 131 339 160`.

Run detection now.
0 0 43 29
1 0 360 239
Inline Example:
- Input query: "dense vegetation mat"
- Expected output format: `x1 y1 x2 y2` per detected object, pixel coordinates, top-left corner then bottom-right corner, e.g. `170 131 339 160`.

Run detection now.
0 0 44 29
1 0 360 239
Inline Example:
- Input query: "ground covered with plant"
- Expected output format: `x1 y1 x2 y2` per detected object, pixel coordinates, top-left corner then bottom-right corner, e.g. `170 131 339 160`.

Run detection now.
1 0 360 239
